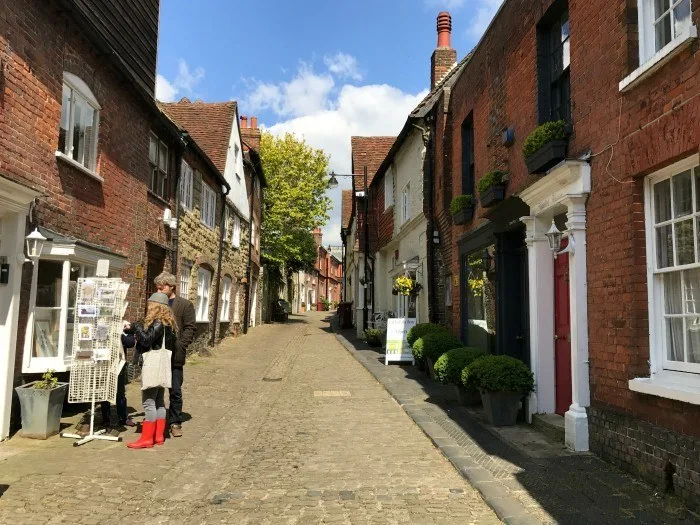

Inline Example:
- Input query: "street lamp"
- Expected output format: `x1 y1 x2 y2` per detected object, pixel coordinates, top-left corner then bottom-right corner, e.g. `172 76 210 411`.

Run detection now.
545 220 575 258
25 228 46 264
327 167 370 330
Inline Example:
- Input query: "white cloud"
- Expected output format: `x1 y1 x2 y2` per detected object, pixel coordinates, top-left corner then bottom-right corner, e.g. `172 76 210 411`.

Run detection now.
244 64 334 118
324 52 363 81
467 0 502 38
155 59 205 102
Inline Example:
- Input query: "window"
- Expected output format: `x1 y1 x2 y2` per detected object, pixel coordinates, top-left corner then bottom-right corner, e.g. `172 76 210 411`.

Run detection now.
639 0 693 63
179 263 192 299
445 275 453 307
196 267 212 322
221 276 232 322
401 183 411 224
233 282 241 323
149 134 169 199
537 4 571 123
223 207 230 241
232 214 241 247
385 166 394 209
200 183 217 229
58 72 100 173
647 158 700 374
180 160 194 210
461 114 475 195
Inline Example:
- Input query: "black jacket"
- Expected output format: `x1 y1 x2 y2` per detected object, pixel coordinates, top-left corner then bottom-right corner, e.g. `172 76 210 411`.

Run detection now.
129 321 177 357
169 296 196 367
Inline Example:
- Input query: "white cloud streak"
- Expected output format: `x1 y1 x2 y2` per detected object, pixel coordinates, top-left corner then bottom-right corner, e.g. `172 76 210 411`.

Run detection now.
324 52 363 81
155 59 206 102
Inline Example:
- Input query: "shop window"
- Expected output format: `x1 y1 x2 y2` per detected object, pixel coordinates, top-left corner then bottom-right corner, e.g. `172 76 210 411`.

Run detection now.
180 160 194 210
221 276 232 322
196 267 212 322
58 73 100 173
149 134 169 198
537 2 571 123
646 158 700 374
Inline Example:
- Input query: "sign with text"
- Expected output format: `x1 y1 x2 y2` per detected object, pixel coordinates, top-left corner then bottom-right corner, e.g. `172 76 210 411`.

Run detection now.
385 318 417 365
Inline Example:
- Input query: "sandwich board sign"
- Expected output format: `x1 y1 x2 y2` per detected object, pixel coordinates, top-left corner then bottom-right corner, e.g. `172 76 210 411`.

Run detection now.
385 317 416 365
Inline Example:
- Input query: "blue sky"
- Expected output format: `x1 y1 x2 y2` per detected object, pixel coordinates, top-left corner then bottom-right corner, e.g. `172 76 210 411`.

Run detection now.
156 0 501 244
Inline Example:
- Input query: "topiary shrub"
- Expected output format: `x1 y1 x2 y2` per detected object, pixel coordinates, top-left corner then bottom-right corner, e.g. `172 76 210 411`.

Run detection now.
417 331 464 363
450 195 474 215
461 355 534 394
522 120 569 159
364 328 382 346
476 170 507 194
434 347 486 385
407 323 449 348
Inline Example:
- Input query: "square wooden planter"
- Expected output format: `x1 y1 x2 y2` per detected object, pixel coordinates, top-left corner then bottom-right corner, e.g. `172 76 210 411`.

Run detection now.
525 140 568 174
479 185 505 208
452 207 474 225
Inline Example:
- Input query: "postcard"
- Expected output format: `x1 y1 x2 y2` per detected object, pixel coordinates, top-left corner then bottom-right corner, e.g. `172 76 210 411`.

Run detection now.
93 348 110 361
78 305 97 317
98 306 113 318
95 324 109 341
78 323 93 340
98 289 116 304
76 349 93 360
81 281 95 302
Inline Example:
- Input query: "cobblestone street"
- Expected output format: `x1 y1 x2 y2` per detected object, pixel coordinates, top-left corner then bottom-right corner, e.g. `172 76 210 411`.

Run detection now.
0 313 499 525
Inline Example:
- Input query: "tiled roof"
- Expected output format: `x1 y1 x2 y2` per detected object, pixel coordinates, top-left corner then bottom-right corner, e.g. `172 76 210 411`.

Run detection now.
158 98 237 173
341 190 353 229
351 136 396 186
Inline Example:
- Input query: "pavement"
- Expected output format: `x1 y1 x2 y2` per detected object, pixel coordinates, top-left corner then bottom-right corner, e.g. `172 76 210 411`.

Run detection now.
0 312 500 524
334 318 697 524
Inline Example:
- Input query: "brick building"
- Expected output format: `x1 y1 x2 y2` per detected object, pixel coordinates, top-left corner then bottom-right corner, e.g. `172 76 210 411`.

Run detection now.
430 0 700 504
311 228 342 310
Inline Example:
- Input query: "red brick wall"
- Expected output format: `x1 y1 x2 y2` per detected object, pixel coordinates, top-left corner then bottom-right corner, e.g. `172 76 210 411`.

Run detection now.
1 1 173 371
367 172 394 253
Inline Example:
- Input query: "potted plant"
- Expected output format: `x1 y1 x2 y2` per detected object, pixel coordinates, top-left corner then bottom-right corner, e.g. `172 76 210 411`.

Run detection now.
450 195 475 225
522 120 569 174
364 328 383 347
393 274 416 296
412 331 463 379
462 355 534 426
477 171 507 208
15 370 69 439
300 301 306 312
434 347 486 404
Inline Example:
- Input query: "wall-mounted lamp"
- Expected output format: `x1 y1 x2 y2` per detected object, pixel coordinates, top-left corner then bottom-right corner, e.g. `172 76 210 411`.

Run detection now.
545 221 575 258
25 228 46 264
163 208 172 225
432 229 440 244
481 248 495 276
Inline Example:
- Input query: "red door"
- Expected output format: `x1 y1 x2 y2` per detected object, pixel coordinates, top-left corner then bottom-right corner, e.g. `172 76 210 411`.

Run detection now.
554 240 572 416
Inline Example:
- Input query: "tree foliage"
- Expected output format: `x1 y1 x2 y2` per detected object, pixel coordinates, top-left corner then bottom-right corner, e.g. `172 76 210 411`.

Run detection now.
259 132 331 268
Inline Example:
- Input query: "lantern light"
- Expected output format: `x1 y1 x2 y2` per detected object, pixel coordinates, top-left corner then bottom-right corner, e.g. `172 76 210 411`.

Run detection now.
25 228 46 263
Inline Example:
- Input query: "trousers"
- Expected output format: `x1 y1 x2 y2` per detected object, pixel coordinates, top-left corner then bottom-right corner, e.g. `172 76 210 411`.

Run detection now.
142 387 166 422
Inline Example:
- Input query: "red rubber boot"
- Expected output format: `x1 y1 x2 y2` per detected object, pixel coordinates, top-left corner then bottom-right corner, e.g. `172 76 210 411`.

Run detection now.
127 420 156 449
154 419 166 445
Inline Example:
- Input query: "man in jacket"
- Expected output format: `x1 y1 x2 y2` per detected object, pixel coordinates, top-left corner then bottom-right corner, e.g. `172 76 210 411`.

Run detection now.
154 272 196 437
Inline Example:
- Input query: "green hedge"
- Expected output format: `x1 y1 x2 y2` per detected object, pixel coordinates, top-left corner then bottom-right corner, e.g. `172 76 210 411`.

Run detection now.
449 195 473 215
407 323 449 348
476 170 507 194
412 331 463 363
522 120 568 159
434 347 486 385
461 355 534 394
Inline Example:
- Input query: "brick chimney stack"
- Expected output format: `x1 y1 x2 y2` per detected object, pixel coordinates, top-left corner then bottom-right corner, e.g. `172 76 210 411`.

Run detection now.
240 115 248 128
313 228 323 246
431 12 457 89
240 114 261 151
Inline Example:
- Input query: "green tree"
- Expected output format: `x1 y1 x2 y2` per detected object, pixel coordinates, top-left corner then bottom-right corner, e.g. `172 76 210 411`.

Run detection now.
259 132 331 269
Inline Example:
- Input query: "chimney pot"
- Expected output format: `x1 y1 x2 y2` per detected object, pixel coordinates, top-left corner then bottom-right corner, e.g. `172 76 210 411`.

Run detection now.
251 116 258 129
437 11 452 48
240 115 248 128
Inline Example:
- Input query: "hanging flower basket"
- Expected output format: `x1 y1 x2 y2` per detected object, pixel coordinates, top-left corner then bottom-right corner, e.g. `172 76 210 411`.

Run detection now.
393 275 416 296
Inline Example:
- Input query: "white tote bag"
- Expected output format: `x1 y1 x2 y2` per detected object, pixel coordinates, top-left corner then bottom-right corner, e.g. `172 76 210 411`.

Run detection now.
141 346 172 390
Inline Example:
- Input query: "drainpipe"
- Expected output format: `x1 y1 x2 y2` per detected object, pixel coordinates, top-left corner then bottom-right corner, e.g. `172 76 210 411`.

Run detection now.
243 171 257 334
422 118 436 323
171 144 184 274
210 184 231 346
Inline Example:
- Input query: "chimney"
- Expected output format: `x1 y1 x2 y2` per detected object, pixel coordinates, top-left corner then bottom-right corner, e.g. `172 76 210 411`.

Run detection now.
240 115 248 128
250 116 258 129
431 12 457 89
313 228 323 246
241 114 262 152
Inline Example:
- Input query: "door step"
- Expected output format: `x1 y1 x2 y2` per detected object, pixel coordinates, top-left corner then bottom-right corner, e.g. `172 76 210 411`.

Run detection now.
532 413 565 444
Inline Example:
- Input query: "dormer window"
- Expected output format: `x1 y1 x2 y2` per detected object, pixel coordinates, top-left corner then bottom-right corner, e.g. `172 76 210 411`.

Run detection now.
58 72 100 173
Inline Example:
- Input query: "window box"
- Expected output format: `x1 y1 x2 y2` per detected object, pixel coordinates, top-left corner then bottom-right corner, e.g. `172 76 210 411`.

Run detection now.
479 185 505 208
525 140 568 174
450 194 474 224
453 207 474 225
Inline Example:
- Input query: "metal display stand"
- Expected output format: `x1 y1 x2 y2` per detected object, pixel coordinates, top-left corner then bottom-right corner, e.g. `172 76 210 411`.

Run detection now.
61 263 129 446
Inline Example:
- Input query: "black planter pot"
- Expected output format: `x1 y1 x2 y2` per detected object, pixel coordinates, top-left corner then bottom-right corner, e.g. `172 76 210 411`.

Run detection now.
525 139 568 174
479 185 505 208
479 390 522 426
452 207 474 225
366 338 382 347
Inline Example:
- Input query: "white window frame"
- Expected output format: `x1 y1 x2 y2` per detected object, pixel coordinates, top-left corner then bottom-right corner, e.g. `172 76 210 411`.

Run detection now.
233 214 241 248
385 166 394 209
200 183 217 229
644 156 700 375
223 206 230 242
401 183 411 224
639 0 694 63
180 160 194 210
196 267 212 323
22 242 125 374
179 262 192 299
221 276 232 322
57 72 101 180
149 134 169 199
233 282 241 323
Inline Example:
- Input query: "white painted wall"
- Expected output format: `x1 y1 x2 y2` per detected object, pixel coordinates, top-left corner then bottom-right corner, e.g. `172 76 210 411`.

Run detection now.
222 110 250 220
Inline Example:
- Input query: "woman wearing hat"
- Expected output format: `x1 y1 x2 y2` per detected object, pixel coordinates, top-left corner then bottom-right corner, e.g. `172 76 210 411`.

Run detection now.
124 292 178 449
